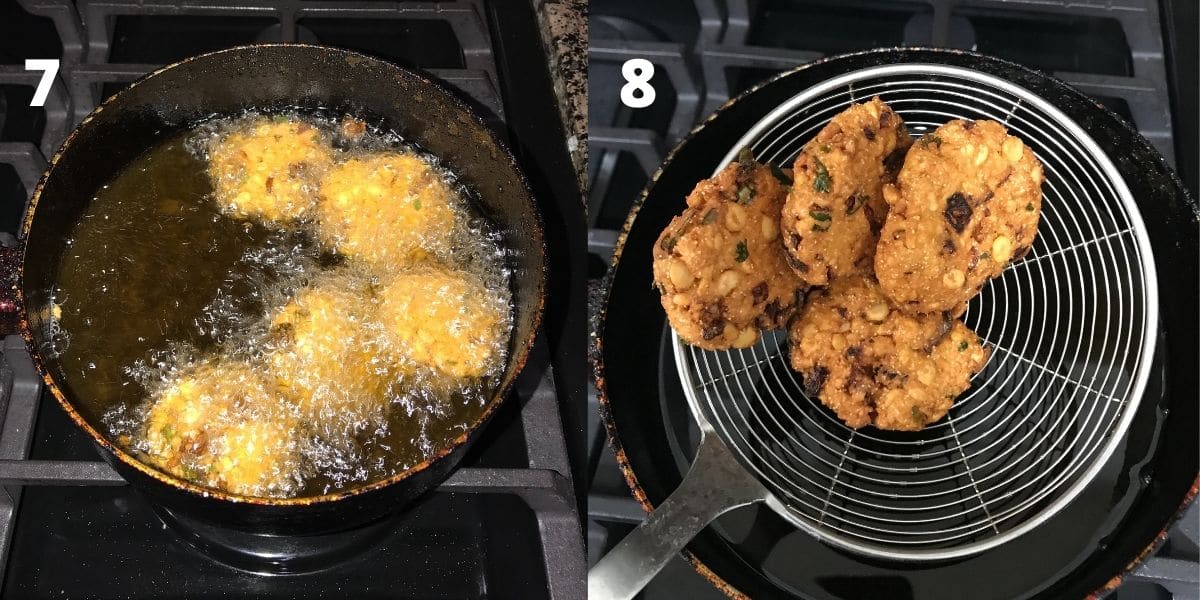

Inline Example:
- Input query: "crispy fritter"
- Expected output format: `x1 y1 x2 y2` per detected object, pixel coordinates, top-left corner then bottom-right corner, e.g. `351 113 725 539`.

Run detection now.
789 275 991 431
781 97 912 286
268 270 395 430
207 118 334 222
875 119 1044 314
377 266 510 379
207 418 303 497
652 152 807 350
316 152 458 267
142 360 303 497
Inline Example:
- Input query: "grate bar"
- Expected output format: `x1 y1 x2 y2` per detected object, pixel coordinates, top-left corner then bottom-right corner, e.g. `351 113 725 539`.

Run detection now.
0 459 579 495
0 460 125 486
0 336 42 587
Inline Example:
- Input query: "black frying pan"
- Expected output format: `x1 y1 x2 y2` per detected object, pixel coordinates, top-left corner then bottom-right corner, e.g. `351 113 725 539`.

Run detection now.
0 44 545 536
595 48 1197 599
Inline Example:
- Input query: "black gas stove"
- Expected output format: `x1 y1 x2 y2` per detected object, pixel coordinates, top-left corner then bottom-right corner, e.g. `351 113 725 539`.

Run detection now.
586 1 1198 599
0 1 585 598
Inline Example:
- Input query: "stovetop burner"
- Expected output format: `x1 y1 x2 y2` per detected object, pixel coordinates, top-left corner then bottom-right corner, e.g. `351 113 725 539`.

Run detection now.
152 503 399 576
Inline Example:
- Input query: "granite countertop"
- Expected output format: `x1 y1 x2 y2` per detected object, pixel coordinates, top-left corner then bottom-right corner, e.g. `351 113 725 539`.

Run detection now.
534 0 587 200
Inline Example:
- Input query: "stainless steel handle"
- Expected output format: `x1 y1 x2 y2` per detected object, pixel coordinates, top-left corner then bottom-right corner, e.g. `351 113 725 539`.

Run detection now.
588 433 769 600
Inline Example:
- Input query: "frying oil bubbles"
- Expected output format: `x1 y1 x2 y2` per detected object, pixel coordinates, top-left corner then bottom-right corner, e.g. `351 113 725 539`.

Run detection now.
98 109 514 498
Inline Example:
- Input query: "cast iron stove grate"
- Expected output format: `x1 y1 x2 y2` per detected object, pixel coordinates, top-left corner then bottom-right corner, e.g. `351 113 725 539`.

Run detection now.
585 1 1196 598
0 1 583 598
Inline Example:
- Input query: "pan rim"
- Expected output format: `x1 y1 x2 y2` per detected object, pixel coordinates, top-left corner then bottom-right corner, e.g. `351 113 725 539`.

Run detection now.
594 46 1196 598
17 43 547 507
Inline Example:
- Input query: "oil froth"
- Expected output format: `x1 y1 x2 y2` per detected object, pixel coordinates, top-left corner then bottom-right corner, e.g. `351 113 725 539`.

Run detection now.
56 110 514 498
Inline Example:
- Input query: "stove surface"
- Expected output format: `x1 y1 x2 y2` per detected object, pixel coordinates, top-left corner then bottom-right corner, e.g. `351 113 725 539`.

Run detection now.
0 1 585 598
586 1 1197 599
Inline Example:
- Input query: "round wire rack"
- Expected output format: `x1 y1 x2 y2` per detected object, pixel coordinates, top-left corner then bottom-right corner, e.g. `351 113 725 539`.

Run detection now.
672 64 1158 561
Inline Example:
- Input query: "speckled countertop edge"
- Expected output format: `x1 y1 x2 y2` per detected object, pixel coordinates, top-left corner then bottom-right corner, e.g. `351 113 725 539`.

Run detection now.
534 0 587 200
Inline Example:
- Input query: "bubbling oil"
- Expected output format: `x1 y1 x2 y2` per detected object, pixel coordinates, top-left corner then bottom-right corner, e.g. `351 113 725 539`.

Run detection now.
55 110 513 498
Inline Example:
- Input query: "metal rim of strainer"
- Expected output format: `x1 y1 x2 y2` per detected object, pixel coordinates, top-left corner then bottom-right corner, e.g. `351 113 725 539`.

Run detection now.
671 63 1159 562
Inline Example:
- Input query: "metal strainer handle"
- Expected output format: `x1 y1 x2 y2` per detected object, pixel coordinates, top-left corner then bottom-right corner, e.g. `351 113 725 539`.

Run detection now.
587 433 770 600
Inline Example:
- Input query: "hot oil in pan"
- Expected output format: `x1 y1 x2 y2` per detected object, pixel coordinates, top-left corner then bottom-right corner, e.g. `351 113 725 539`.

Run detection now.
54 134 259 405
653 325 1171 598
53 111 514 499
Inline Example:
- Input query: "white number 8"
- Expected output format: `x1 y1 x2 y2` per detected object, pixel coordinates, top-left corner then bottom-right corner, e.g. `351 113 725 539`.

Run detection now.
620 59 656 109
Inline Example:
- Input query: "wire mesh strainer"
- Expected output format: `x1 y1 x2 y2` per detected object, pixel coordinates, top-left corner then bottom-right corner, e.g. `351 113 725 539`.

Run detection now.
590 63 1157 599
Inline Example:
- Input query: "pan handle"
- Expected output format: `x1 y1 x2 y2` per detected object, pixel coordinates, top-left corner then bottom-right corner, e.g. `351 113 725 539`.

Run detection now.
588 432 770 600
0 237 21 337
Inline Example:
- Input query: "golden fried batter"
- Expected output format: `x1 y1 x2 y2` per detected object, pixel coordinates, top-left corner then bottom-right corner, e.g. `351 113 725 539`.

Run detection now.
781 97 912 286
377 266 510 379
268 270 395 428
789 275 991 431
142 360 303 497
316 152 458 267
875 119 1044 314
209 418 304 497
207 118 334 222
652 152 806 350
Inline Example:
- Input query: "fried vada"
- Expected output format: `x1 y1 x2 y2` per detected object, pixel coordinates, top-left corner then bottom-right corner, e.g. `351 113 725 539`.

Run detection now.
652 151 806 350
788 275 991 431
377 266 510 379
781 97 912 286
142 360 304 497
268 270 395 433
316 152 458 267
875 119 1044 315
207 117 334 222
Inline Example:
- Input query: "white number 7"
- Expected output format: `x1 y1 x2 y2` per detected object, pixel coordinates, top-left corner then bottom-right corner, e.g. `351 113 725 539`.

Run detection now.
25 59 59 107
